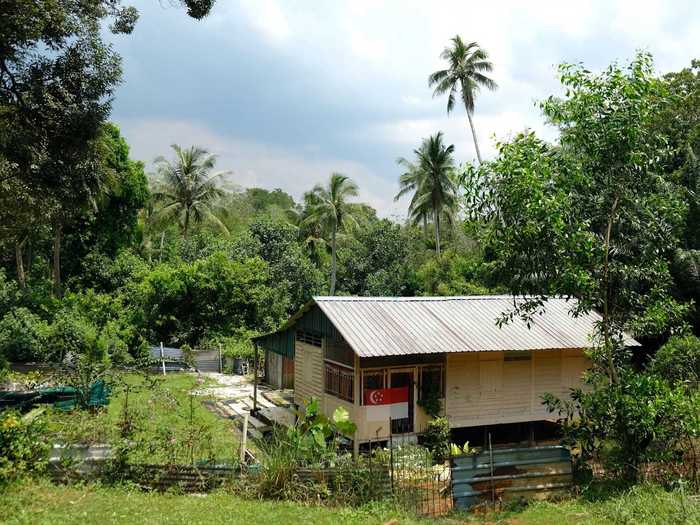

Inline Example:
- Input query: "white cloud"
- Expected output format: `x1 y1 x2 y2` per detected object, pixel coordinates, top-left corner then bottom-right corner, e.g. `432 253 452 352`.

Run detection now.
118 118 405 218
114 0 700 224
238 0 291 43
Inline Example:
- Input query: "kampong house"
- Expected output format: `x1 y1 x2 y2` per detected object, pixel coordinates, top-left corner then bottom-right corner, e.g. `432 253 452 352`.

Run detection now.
254 296 638 452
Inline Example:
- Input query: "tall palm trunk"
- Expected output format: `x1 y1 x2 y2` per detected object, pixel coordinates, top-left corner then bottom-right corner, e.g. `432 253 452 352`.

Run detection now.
52 223 63 297
435 204 441 257
330 222 337 295
15 237 27 289
183 208 190 239
467 111 482 164
159 231 165 262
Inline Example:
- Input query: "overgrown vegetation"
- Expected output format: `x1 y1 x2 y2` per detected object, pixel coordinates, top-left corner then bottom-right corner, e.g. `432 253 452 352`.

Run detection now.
2 0 700 518
0 409 47 484
36 372 237 465
3 478 699 525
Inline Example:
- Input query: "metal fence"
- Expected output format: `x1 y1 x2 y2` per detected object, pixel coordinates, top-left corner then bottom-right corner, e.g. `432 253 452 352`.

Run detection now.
149 345 223 373
389 445 452 516
193 349 222 372
451 445 573 510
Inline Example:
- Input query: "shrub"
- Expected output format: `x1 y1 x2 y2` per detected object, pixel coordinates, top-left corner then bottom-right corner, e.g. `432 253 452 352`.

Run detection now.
421 417 451 462
544 369 699 481
0 307 49 362
136 252 286 347
0 268 20 317
649 335 700 384
45 312 102 363
206 331 256 360
257 398 358 500
0 409 48 483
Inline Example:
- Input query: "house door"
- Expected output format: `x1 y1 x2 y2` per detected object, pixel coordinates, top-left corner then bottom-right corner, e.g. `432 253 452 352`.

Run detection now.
389 369 414 434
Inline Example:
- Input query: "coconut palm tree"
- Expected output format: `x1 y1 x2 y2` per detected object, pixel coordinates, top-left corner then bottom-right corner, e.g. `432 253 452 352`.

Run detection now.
410 132 458 256
152 144 229 238
395 155 431 239
303 173 360 294
286 196 328 266
429 36 497 164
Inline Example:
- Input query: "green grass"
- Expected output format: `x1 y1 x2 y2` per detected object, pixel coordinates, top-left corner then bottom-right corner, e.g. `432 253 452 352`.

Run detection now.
42 372 238 464
456 483 700 525
0 479 436 525
1 479 697 525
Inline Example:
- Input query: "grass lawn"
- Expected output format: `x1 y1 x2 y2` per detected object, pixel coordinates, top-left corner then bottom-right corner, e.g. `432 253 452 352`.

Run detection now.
41 372 239 464
0 479 435 525
1 479 698 525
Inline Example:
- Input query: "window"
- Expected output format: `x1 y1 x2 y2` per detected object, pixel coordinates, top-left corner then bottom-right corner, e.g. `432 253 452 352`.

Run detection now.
324 362 354 402
419 365 444 401
324 339 354 367
296 330 322 347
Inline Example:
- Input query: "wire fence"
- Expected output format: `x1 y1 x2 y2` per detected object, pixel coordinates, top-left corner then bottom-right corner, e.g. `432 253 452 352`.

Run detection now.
388 445 452 516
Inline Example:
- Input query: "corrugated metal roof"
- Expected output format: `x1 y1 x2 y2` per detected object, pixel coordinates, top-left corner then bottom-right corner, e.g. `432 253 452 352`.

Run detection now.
313 295 640 358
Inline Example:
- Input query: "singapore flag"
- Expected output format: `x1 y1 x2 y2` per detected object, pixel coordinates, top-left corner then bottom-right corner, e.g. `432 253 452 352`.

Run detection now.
364 387 409 422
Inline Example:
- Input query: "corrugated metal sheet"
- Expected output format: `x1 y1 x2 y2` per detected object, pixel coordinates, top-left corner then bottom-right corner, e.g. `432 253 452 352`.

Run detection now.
451 445 573 509
149 346 184 360
313 296 639 358
193 350 221 372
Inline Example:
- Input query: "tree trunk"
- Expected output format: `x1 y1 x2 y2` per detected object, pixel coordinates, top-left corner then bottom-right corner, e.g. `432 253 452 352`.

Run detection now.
435 209 441 257
330 222 337 295
183 208 190 239
159 231 165 262
26 240 31 275
15 237 27 289
467 111 483 165
52 223 62 297
602 194 620 385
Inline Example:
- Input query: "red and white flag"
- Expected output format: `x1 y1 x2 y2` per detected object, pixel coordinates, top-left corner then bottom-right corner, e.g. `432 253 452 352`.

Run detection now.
364 387 409 422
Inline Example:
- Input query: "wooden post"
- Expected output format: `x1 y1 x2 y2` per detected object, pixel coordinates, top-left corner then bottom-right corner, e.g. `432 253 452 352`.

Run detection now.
389 417 394 493
353 352 360 459
488 432 495 508
160 342 166 376
240 413 249 464
253 342 258 414
218 344 223 373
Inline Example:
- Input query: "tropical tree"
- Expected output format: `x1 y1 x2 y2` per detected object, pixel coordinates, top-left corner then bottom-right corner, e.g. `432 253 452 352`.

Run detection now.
286 195 328 266
405 133 459 257
464 53 688 384
395 155 429 239
429 36 497 164
303 173 360 294
152 145 229 238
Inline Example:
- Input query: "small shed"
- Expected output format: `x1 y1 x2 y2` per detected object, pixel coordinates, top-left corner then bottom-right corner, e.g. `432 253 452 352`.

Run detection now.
254 296 638 447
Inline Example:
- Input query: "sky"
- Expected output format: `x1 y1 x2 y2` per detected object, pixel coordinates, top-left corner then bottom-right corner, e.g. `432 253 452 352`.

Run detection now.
107 0 700 218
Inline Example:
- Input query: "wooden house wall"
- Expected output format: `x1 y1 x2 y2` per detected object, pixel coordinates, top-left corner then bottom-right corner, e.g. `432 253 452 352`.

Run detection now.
293 341 324 406
445 349 590 428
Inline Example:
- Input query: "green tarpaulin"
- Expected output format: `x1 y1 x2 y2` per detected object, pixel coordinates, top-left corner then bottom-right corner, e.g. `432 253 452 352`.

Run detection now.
0 380 110 411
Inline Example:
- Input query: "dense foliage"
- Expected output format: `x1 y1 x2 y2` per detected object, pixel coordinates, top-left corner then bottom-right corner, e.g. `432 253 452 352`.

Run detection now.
0 409 47 483
1 3 699 493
